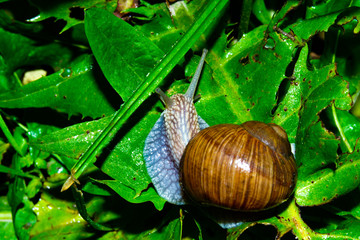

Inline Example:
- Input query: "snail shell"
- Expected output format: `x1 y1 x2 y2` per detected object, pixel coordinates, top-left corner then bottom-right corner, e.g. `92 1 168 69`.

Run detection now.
180 122 297 211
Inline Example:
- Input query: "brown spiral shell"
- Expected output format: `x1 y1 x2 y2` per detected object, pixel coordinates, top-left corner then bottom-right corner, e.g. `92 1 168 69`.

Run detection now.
180 121 297 211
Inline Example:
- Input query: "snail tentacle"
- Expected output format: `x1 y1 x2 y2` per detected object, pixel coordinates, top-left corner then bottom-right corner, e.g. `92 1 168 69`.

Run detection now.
156 88 173 108
185 49 208 99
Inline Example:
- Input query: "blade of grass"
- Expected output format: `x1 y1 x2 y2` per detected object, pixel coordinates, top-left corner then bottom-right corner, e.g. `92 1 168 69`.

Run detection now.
0 114 25 157
0 165 37 179
61 0 230 191
71 186 114 231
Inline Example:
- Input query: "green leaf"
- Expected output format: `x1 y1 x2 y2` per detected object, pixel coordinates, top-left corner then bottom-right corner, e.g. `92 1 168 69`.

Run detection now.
98 208 183 239
7 155 37 240
0 139 10 162
296 145 360 206
295 73 351 177
85 8 164 101
30 192 93 239
71 187 114 231
26 178 42 199
122 5 156 20
337 7 360 34
29 0 117 33
0 27 73 92
285 11 344 41
14 208 37 240
0 196 16 240
30 115 112 159
135 0 209 52
0 8 43 35
94 179 166 211
0 55 120 118
0 28 72 72
336 189 360 219
229 199 325 239
317 219 360 239
196 24 297 133
30 106 162 207
81 178 113 196
306 0 355 18
325 107 360 153
278 44 352 177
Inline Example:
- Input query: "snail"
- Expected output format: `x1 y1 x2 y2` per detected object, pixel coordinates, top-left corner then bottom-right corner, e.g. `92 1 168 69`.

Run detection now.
143 49 297 228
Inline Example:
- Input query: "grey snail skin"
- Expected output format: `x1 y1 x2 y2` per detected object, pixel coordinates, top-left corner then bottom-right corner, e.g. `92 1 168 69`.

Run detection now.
143 49 297 229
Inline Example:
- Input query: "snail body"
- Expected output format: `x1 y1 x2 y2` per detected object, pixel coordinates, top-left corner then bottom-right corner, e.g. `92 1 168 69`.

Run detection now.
143 49 297 228
143 49 209 205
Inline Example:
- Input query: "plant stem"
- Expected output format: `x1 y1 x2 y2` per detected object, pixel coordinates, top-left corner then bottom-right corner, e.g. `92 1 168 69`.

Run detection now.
61 0 230 191
285 200 313 239
238 0 253 39
331 104 353 153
